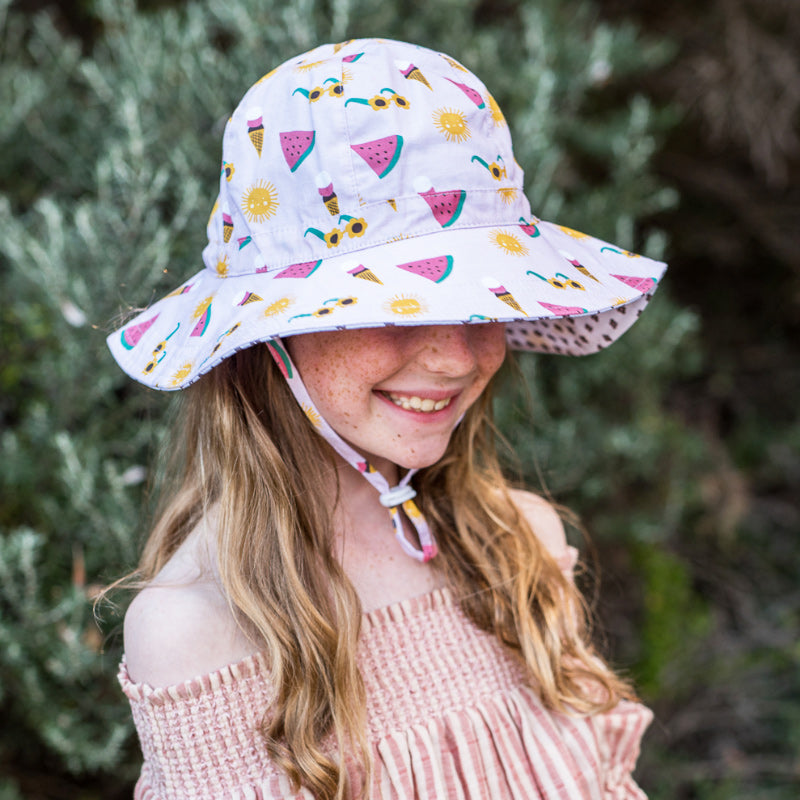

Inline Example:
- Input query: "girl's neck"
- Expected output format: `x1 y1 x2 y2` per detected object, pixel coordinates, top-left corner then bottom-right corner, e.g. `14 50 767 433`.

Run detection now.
329 453 444 612
333 451 400 503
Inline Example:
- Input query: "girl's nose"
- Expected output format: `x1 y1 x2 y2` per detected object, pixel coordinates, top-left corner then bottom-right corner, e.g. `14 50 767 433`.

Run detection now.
411 325 480 376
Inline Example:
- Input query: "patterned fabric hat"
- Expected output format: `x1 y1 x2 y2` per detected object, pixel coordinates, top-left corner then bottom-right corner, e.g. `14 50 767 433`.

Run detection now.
108 38 666 390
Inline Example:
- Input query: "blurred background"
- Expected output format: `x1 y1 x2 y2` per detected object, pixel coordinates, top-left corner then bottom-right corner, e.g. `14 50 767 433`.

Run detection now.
0 0 797 797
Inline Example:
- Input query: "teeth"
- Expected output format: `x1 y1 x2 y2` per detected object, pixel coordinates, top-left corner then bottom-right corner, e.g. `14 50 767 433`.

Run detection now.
386 393 451 413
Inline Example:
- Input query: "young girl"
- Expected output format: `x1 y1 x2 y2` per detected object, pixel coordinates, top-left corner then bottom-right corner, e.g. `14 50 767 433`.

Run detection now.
108 38 666 800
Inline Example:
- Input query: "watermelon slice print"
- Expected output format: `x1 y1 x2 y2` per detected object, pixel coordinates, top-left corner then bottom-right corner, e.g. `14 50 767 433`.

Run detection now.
275 259 322 279
538 302 587 315
121 314 158 350
397 255 453 283
414 177 466 228
191 305 212 337
519 217 541 238
266 340 293 379
444 77 485 108
351 135 403 179
611 274 657 293
280 131 315 172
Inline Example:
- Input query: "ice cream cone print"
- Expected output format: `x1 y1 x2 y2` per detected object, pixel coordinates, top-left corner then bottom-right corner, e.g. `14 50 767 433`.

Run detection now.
395 60 432 89
164 283 193 299
222 212 233 243
559 250 600 282
235 290 263 306
246 108 264 156
316 170 339 215
481 277 526 314
346 263 383 284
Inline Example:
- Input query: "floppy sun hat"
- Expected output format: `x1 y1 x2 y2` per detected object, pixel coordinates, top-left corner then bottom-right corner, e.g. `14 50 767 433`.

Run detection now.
108 37 667 391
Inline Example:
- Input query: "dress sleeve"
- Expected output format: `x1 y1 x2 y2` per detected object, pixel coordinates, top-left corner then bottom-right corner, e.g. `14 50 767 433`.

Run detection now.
119 655 315 800
590 698 654 799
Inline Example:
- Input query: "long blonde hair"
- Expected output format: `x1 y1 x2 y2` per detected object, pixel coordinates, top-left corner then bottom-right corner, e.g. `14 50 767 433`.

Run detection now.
137 342 634 800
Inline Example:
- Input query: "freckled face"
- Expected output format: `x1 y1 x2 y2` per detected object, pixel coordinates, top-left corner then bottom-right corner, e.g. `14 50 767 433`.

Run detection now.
286 324 506 473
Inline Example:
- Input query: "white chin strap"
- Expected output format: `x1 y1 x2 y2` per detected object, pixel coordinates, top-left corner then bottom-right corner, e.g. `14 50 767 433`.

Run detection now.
267 339 438 563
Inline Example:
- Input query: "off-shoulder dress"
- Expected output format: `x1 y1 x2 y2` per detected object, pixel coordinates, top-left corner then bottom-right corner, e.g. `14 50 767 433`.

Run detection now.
120 548 652 799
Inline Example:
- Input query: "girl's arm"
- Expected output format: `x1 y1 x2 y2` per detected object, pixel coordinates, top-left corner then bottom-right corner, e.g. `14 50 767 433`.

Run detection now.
124 530 256 687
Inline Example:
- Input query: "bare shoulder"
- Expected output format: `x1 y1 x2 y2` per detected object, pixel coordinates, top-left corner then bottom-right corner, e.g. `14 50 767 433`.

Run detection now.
507 488 569 560
124 534 256 688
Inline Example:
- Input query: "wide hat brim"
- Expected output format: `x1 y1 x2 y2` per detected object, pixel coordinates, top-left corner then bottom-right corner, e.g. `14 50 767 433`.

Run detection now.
108 218 666 391
108 38 666 390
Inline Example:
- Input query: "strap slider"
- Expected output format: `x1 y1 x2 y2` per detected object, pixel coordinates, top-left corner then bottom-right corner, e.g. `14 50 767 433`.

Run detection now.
379 484 417 508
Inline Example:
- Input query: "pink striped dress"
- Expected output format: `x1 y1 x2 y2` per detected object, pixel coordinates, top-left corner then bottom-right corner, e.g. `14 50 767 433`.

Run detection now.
119 549 652 799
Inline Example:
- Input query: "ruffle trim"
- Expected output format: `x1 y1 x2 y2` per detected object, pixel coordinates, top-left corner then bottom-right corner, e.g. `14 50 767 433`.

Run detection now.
120 546 579 706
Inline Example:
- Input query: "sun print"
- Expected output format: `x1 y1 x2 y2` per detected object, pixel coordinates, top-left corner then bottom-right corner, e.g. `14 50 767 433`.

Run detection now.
384 294 428 317
295 59 325 73
263 296 294 317
489 229 529 256
302 404 322 427
170 363 193 386
558 225 588 240
496 187 518 205
487 94 505 126
242 180 279 223
193 296 213 318
432 107 470 143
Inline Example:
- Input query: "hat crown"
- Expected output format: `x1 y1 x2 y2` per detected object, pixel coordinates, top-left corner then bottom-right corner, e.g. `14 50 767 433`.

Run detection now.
108 39 667 391
204 38 530 278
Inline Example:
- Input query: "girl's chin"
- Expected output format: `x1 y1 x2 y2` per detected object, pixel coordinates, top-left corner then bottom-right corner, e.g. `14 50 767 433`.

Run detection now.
372 444 451 474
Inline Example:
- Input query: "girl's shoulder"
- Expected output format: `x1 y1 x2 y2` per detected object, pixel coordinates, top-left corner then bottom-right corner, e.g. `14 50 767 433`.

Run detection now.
123 525 256 688
507 488 570 561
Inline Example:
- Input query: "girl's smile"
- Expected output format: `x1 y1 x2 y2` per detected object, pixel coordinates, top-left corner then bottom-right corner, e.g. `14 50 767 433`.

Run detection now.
286 323 506 476
380 390 454 413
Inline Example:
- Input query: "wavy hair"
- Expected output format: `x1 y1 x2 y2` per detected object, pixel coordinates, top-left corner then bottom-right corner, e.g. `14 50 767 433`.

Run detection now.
136 342 634 800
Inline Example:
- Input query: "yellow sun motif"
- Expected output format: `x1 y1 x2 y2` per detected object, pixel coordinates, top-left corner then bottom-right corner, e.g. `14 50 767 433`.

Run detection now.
496 187 518 205
487 93 506 126
489 229 529 257
295 59 326 73
263 296 294 317
215 256 229 278
242 181 279 223
341 67 354 83
302 404 322 427
384 294 428 317
559 225 588 240
170 363 193 386
193 296 213 318
612 296 628 305
432 107 471 143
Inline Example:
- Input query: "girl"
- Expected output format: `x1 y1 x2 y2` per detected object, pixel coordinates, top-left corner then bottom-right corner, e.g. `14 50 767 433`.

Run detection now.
108 38 666 800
